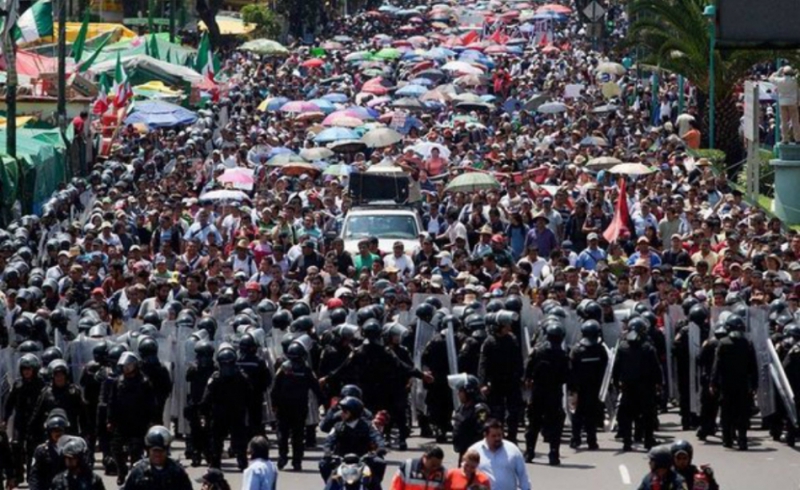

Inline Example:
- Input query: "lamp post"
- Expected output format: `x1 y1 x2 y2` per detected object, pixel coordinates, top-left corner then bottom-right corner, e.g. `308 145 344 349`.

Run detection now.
704 4 716 149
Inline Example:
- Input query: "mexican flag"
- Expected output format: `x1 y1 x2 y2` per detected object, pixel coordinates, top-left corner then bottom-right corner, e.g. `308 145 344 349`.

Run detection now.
13 0 53 44
195 32 216 82
111 53 132 108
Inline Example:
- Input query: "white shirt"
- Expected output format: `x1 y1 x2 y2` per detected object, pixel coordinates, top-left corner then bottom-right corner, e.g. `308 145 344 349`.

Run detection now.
468 439 530 490
384 253 415 277
241 458 277 490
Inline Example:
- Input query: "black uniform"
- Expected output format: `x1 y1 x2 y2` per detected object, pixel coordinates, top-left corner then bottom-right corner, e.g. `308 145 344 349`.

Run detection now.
321 417 386 482
568 341 609 448
524 342 569 460
782 343 800 446
95 366 117 472
50 469 106 490
711 333 758 449
139 359 172 424
4 375 45 480
270 359 322 468
120 458 192 490
107 371 158 480
79 360 103 458
237 352 272 438
184 362 215 464
385 343 414 445
0 429 14 489
478 332 524 441
318 343 352 402
28 440 63 490
451 399 490 459
28 384 85 446
421 333 453 439
612 337 662 449
673 323 699 429
202 367 253 468
697 337 721 439
458 333 485 376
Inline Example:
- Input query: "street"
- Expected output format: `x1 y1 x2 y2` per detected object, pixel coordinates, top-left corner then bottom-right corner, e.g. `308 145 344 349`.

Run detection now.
92 410 800 489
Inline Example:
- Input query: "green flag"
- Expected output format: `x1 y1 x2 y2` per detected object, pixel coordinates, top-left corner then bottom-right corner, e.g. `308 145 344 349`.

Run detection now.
77 35 110 73
149 34 160 60
12 0 53 43
98 72 111 92
195 32 214 80
165 48 171 64
71 11 90 62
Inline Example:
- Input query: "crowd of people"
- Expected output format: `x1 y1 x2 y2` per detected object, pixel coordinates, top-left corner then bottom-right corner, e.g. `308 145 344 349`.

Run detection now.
1 0 800 488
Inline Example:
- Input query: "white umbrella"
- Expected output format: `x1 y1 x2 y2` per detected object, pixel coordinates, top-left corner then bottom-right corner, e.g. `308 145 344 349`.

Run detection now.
537 101 569 114
199 190 250 203
609 163 656 175
442 61 485 75
586 156 622 169
300 147 335 160
595 61 626 75
406 142 451 159
361 127 403 148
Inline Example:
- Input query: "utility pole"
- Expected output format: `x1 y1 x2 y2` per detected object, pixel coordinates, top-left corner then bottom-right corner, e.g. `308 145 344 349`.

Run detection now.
57 0 66 131
169 0 176 42
3 30 17 159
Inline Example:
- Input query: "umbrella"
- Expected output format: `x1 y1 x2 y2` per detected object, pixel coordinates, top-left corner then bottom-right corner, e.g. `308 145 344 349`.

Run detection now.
524 93 549 111
302 58 325 68
323 164 352 176
536 4 571 13
333 35 353 43
124 100 197 128
416 69 446 81
609 163 655 175
321 92 349 103
586 156 622 169
280 101 321 114
321 41 344 50
374 47 402 60
281 163 321 176
314 127 359 143
267 153 308 166
392 97 426 110
345 51 372 62
362 78 390 95
537 101 568 114
239 39 289 56
329 139 368 153
294 112 325 122
455 74 488 86
595 61 626 75
367 96 393 107
362 127 403 148
298 148 333 161
442 61 484 74
592 104 620 114
452 93 483 103
407 142 451 159
327 115 364 128
409 77 434 86
396 84 429 97
218 168 255 186
542 45 561 54
456 101 494 112
580 136 609 147
267 147 293 158
199 189 249 203
445 172 500 192
257 96 290 112
308 99 336 114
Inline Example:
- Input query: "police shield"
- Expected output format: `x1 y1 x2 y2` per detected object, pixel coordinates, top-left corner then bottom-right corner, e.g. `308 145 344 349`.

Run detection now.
599 341 617 402
749 308 776 417
394 310 412 327
664 305 685 400
767 339 799 428
687 322 702 416
170 324 195 434
0 347 12 421
445 323 460 409
412 318 437 417
212 304 236 341
563 309 581 348
600 320 622 352
65 335 103 380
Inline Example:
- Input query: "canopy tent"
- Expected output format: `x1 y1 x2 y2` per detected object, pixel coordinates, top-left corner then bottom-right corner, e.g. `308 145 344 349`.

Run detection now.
124 100 198 128
199 16 257 36
3 50 74 77
90 34 197 65
90 54 203 86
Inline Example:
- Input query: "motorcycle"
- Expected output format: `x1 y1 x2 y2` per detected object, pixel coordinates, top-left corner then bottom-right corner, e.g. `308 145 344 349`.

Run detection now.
322 453 382 490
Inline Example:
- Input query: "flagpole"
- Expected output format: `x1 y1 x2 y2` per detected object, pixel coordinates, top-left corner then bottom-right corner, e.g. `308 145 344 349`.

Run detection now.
4 32 17 159
57 0 66 131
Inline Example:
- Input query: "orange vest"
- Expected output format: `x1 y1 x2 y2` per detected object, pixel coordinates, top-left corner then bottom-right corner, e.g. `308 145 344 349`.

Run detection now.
444 468 492 490
390 458 446 490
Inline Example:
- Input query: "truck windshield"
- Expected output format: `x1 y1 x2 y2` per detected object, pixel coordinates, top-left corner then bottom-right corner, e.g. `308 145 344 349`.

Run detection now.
343 215 418 240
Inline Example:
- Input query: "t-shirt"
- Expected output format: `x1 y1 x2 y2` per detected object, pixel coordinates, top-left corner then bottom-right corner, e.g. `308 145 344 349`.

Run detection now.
354 253 380 274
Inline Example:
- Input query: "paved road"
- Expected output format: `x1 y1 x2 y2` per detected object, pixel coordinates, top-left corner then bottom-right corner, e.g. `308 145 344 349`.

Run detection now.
89 410 800 489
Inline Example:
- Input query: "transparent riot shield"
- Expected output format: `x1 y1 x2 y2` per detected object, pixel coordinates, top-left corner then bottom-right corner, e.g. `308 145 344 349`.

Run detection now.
260 312 274 334
212 304 236 341
688 322 702 416
749 308 776 417
169 323 194 434
599 341 617 402
0 347 12 421
394 310 412 327
412 319 437 418
65 335 103 380
710 306 732 339
411 294 452 314
665 305 685 400
564 309 581 348
767 340 799 428
600 320 622 351
445 323 460 409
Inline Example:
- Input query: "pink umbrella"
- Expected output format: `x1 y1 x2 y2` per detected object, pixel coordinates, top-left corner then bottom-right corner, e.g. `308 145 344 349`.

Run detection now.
367 96 392 107
362 77 389 95
536 3 572 13
280 101 321 113
218 168 255 186
324 116 364 128
484 45 509 55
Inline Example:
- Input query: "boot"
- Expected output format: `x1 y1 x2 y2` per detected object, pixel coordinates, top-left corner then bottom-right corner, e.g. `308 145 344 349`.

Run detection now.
548 451 560 466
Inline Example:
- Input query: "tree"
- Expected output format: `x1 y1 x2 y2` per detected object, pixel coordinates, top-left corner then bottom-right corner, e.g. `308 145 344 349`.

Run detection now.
626 0 776 167
196 0 222 48
241 4 282 40
276 0 321 40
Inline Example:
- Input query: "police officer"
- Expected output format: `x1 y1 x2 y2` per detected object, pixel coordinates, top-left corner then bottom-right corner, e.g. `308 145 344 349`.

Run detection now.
421 317 455 443
450 374 490 463
79 341 106 461
569 319 609 450
108 352 158 485
612 317 662 451
202 344 253 470
4 353 45 483
185 340 216 467
524 323 569 465
458 314 486 376
137 337 173 424
383 322 414 450
673 304 709 430
271 341 323 471
320 396 386 485
697 323 727 441
28 360 85 447
671 440 719 490
636 444 686 490
478 309 524 442
0 426 14 490
96 343 126 476
121 426 192 490
237 332 271 439
319 324 357 403
711 313 758 450
28 409 68 490
50 436 105 490
320 385 374 433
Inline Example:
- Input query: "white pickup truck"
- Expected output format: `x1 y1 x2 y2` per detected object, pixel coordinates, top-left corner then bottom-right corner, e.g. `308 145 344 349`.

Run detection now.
340 205 422 255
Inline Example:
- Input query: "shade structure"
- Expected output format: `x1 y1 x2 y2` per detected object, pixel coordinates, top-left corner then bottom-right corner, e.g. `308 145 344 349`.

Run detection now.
445 172 501 192
124 100 197 128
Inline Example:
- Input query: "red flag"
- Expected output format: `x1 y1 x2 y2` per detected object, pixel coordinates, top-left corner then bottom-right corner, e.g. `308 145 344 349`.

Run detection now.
489 27 508 45
460 30 479 45
539 33 549 47
92 86 108 115
603 178 630 243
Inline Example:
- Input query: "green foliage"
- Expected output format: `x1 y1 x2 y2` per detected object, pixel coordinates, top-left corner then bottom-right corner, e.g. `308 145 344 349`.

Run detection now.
241 4 282 39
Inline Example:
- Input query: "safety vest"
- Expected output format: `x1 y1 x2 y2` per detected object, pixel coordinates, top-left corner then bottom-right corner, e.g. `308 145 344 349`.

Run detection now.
390 458 445 490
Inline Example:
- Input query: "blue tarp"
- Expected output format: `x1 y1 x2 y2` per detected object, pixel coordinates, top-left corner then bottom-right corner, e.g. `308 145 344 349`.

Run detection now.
124 100 198 128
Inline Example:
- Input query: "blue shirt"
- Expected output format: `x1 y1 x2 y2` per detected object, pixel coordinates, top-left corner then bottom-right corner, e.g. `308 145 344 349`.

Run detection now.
242 458 277 490
627 251 662 268
576 247 608 271
468 439 530 490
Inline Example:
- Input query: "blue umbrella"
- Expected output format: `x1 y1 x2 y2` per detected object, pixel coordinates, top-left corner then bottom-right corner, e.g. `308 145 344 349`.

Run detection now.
401 52 423 61
480 94 497 103
321 93 349 103
314 127 359 143
267 147 294 158
409 77 434 86
309 98 337 114
264 96 289 111
396 84 428 97
344 106 379 119
425 47 456 60
533 11 567 20
125 101 197 128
